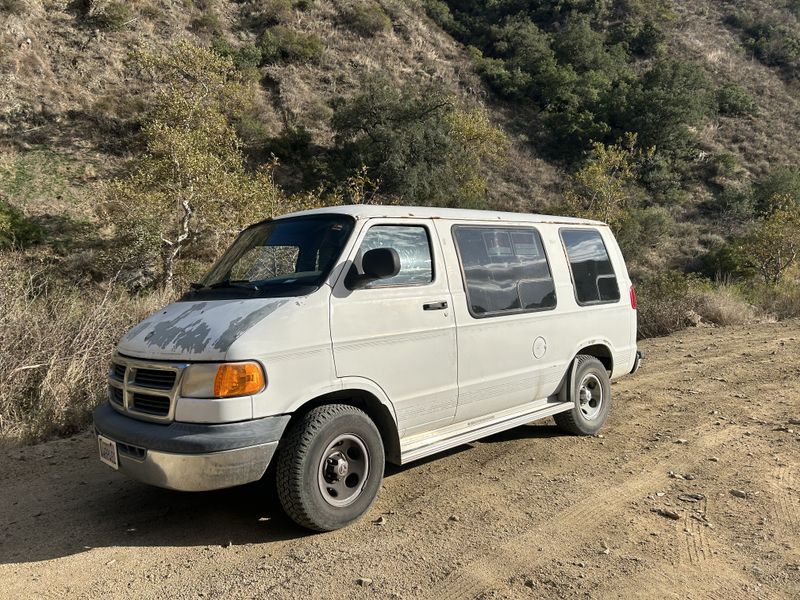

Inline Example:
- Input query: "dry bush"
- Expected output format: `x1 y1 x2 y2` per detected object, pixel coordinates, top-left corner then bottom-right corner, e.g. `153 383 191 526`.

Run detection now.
697 284 756 326
636 272 704 338
0 255 168 445
747 281 800 319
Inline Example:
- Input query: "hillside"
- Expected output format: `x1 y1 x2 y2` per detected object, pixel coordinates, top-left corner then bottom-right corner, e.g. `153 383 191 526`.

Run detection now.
2 2 796 219
2 0 800 444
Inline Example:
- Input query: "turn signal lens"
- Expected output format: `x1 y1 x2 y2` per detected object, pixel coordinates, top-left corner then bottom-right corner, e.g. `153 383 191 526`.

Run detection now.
213 362 265 398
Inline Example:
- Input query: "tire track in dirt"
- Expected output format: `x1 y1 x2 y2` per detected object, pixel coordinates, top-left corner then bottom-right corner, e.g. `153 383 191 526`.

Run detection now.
682 494 713 566
771 464 799 530
426 426 741 600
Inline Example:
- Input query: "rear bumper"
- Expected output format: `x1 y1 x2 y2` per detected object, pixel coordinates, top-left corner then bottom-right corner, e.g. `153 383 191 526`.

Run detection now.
92 402 290 491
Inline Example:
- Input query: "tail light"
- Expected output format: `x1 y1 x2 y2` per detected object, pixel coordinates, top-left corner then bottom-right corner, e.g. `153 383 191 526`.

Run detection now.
629 285 637 310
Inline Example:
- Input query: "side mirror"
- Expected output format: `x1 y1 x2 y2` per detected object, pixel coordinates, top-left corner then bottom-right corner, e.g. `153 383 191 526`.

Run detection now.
346 247 401 289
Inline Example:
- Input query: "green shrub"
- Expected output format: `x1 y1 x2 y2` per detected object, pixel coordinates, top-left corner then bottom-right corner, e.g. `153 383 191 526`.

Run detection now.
724 10 800 73
340 1 392 37
331 75 507 208
192 11 223 36
267 125 313 162
252 0 293 25
628 21 666 57
0 201 43 249
751 166 800 213
259 26 324 63
212 39 263 71
716 83 758 116
616 206 675 258
91 1 132 31
626 59 711 155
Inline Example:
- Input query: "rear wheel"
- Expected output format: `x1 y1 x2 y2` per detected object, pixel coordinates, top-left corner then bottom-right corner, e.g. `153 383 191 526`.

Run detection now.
276 404 385 531
554 355 611 435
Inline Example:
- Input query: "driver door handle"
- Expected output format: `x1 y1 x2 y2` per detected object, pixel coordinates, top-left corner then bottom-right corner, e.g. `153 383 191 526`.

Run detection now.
423 301 448 311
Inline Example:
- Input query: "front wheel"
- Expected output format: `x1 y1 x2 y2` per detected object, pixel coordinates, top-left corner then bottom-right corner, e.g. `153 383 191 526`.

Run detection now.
554 355 611 435
276 404 385 531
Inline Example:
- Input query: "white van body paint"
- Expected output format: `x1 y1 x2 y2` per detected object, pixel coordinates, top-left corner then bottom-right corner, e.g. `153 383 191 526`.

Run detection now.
103 205 638 485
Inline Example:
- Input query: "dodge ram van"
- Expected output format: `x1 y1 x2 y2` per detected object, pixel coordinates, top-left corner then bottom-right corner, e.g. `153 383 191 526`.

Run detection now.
94 205 642 531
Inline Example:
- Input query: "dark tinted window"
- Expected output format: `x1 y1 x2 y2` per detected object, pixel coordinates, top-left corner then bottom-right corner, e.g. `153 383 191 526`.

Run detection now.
453 226 556 317
560 228 620 304
356 225 433 287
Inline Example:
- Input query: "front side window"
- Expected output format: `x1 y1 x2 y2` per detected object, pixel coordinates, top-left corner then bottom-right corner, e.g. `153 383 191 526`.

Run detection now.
560 228 620 304
186 215 355 299
453 226 556 317
351 225 433 288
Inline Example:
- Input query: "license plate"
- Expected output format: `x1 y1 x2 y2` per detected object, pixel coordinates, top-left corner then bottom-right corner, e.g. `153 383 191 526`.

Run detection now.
98 434 119 470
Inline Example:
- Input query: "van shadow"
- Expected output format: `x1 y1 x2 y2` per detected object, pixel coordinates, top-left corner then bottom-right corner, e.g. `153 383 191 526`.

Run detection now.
0 423 564 565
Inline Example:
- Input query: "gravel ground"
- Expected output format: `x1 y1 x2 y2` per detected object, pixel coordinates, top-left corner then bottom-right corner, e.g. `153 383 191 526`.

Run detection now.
1 320 799 599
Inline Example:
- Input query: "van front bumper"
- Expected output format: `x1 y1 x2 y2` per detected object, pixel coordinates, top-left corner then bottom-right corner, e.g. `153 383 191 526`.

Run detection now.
92 402 290 492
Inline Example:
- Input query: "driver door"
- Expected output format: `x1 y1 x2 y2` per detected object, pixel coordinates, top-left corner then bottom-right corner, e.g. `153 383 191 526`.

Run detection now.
330 219 458 437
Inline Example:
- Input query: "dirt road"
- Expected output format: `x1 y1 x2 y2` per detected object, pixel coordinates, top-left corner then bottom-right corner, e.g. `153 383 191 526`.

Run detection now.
1 321 799 599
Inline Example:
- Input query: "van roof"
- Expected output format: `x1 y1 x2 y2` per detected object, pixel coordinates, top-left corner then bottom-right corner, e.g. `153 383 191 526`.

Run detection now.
277 204 605 226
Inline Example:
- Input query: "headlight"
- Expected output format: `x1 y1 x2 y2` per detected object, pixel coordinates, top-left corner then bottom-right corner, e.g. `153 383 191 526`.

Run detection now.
181 361 266 398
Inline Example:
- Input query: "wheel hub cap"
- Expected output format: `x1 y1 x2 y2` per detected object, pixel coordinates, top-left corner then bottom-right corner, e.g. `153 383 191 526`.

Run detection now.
317 434 370 508
325 453 350 480
578 373 603 421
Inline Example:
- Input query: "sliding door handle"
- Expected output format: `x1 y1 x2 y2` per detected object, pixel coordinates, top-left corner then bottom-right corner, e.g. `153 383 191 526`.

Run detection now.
423 301 448 311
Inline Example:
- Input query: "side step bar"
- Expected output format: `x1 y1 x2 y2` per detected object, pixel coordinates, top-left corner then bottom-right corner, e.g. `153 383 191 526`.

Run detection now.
400 400 573 464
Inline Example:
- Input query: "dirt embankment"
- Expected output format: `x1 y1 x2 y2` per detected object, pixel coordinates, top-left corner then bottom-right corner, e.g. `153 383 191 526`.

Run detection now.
1 321 799 599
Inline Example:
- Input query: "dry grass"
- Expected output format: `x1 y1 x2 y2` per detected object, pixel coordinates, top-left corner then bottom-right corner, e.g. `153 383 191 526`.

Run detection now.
697 283 757 326
747 281 800 320
0 255 168 446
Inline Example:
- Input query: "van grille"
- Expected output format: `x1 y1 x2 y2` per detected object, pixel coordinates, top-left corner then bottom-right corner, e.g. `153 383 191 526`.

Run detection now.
132 368 176 390
108 356 186 422
111 363 126 382
131 393 170 416
110 386 124 406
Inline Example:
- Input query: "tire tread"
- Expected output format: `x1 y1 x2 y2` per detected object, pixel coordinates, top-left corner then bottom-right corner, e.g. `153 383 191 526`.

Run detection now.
554 354 608 436
276 404 376 531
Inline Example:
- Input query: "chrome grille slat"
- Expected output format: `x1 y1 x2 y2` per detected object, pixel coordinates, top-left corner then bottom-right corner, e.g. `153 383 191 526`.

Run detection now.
107 354 188 423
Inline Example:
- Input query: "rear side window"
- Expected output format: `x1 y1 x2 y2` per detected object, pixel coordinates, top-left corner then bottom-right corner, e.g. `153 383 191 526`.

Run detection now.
560 228 620 304
453 226 556 317
356 225 433 287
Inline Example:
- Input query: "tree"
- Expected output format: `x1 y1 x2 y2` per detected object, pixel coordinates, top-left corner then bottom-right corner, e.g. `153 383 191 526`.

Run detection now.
331 75 506 208
739 195 800 285
101 42 288 290
563 133 648 229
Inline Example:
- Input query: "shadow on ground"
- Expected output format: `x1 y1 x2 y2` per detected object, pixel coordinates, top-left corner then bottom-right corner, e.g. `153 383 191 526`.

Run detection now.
0 422 564 564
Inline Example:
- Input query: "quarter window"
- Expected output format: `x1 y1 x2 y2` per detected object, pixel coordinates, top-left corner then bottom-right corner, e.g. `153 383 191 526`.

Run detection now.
560 228 620 304
354 225 433 287
453 226 556 317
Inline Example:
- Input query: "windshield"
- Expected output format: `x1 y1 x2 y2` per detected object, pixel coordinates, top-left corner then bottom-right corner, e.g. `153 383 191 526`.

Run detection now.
184 215 355 300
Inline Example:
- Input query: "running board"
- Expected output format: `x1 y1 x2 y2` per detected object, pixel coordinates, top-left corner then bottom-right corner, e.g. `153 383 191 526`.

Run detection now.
400 400 573 464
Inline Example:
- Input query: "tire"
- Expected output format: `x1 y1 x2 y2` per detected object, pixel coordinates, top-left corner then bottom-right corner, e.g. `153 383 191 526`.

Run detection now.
276 404 385 531
554 355 612 436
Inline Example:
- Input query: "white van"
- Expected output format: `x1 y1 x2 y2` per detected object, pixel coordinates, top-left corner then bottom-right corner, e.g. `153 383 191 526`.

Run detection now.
94 205 642 531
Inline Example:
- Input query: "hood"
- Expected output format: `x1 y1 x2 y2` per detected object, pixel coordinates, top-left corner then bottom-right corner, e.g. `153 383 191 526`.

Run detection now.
117 298 292 361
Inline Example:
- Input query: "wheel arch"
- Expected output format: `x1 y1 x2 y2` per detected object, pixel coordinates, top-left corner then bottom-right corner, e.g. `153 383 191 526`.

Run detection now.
574 343 614 373
284 389 401 465
556 342 615 400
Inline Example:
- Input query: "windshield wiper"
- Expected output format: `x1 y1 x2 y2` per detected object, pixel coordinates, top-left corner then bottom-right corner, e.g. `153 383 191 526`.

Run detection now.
189 279 260 291
208 279 260 290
